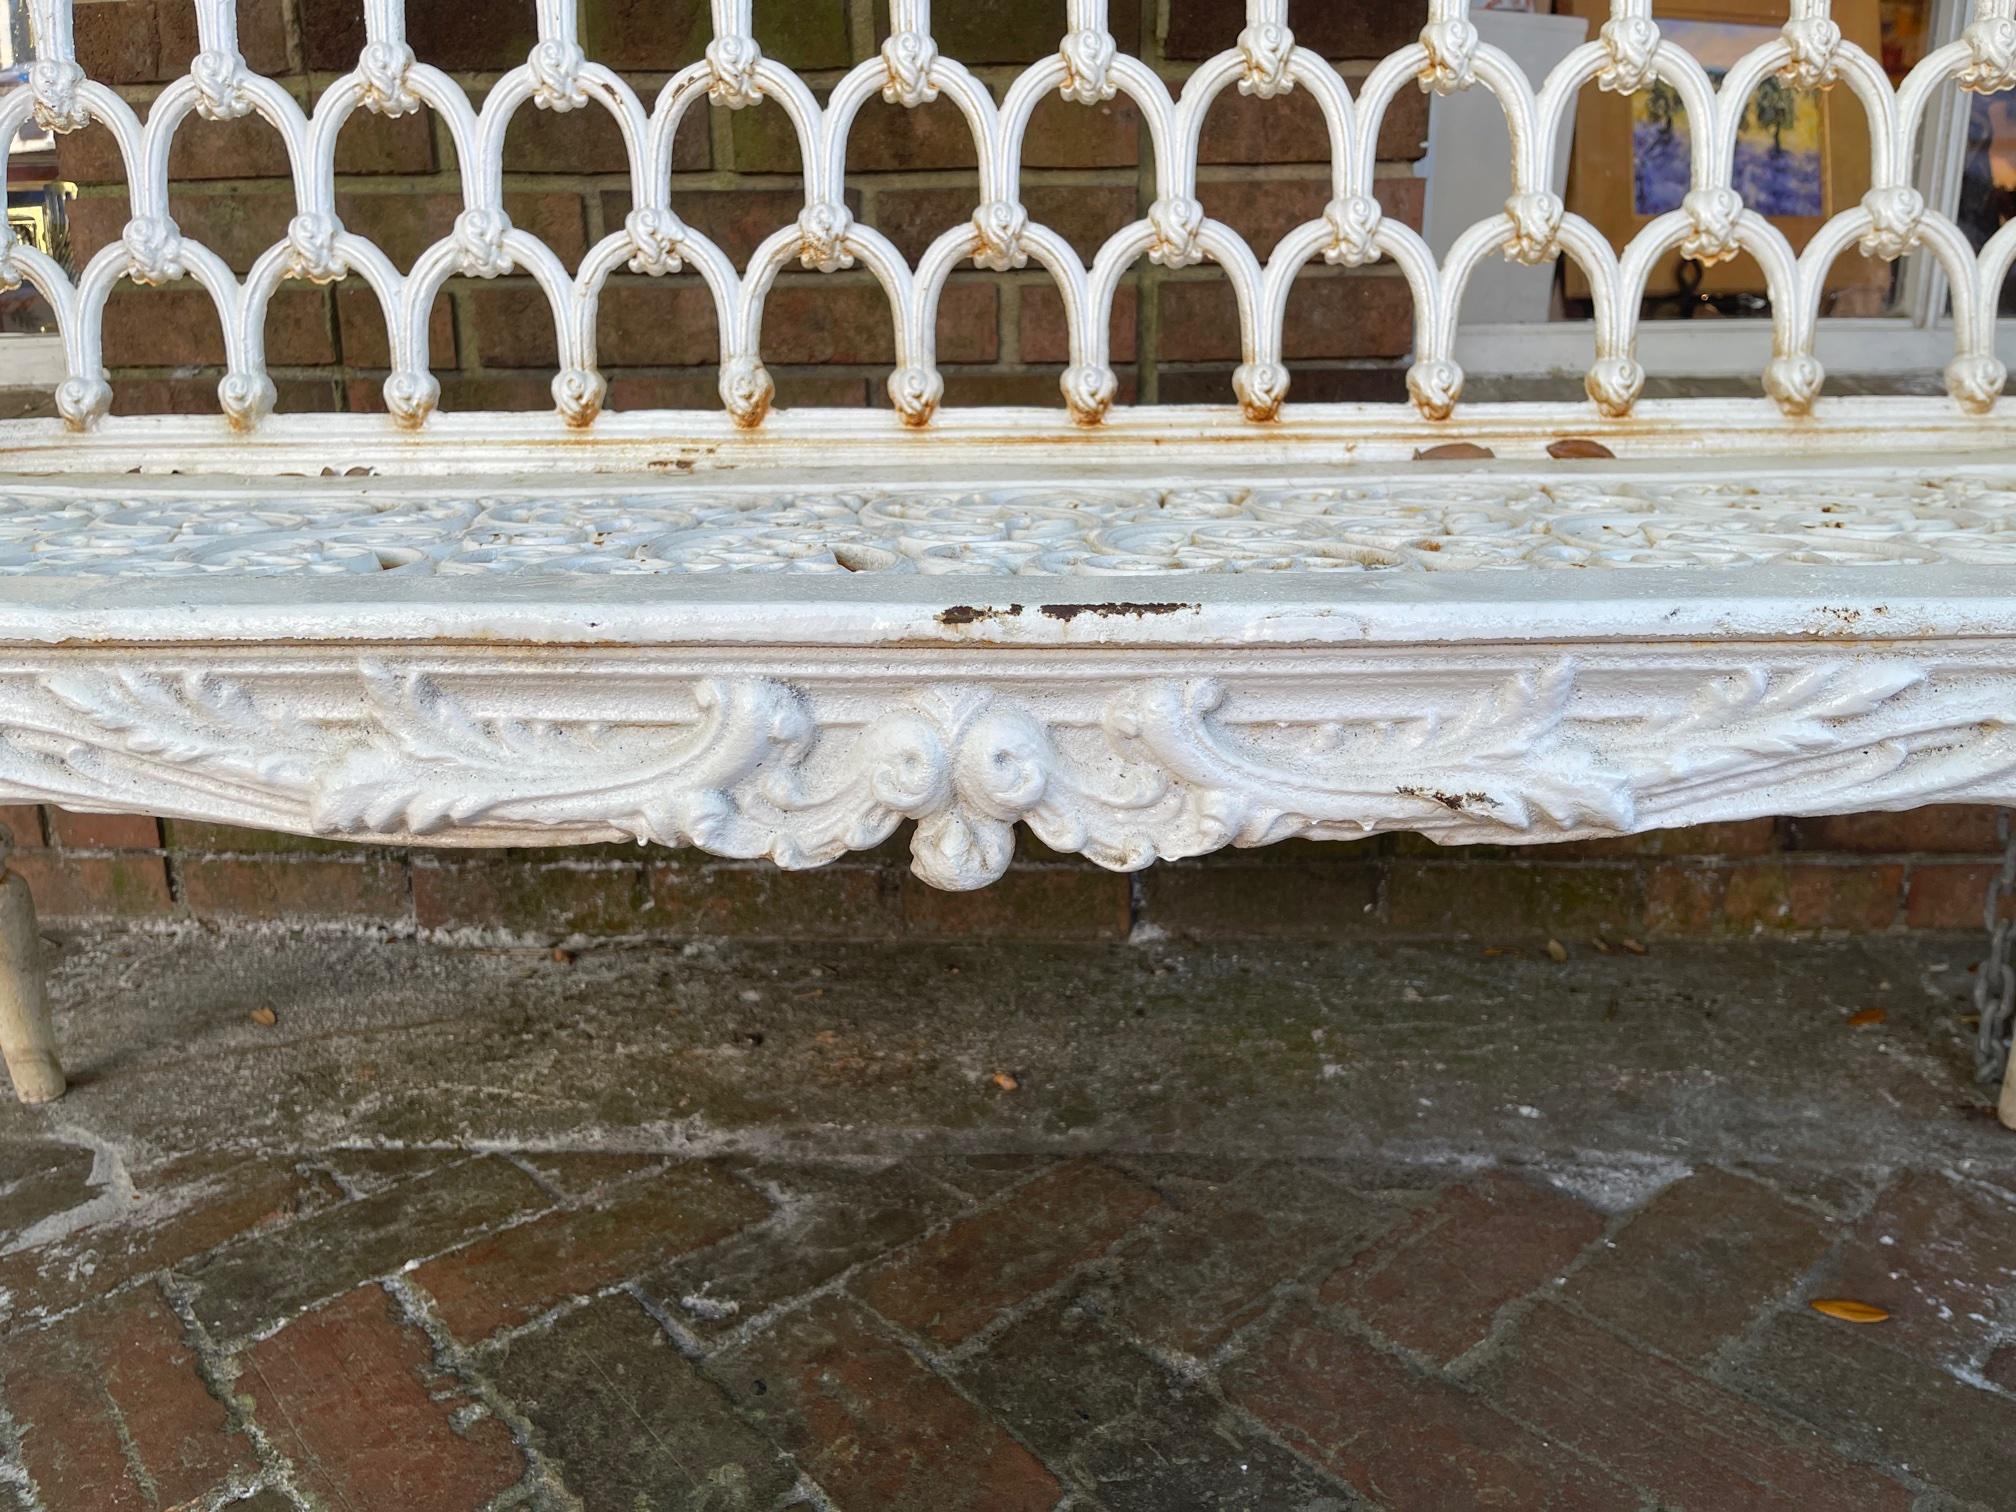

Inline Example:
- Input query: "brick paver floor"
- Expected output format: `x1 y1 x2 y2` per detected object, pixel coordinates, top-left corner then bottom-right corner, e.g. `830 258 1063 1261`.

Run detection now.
2 930 2013 1509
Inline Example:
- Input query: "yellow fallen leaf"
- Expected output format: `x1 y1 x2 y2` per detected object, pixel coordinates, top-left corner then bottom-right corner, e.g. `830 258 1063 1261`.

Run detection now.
1810 1298 1890 1324
1621 938 1648 955
1546 939 1569 963
991 1072 1020 1093
248 1006 277 1027
1846 1008 1887 1027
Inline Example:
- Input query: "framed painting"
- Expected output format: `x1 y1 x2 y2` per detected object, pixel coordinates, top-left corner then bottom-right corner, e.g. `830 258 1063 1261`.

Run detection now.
1560 0 1883 303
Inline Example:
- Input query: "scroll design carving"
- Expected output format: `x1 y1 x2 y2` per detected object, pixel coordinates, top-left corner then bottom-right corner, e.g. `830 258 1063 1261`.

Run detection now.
1 656 2011 889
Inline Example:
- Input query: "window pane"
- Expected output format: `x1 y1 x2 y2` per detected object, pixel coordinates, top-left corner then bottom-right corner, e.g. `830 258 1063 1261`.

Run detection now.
1436 0 1935 326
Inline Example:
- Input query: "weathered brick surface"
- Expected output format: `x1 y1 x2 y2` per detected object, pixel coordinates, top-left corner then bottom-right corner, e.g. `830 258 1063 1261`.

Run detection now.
960 1291 1355 1511
163 820 365 856
1163 0 1428 61
177 856 410 922
412 1161 770 1342
1224 1301 1632 1510
645 1160 959 1338
239 1283 523 1512
1563 1168 1835 1364
1018 279 1139 363
45 810 159 851
514 1150 667 1201
1790 805 2003 853
649 861 902 939
99 285 335 370
875 0 1143 62
4 1287 252 1512
1158 269 1414 361
1472 1304 1914 1511
7 800 2002 938
1108 1161 1400 1356
1721 862 1907 932
855 1159 1159 1346
0 1140 93 1237
1323 1171 1604 1364
0 1153 331 1329
1139 858 1382 938
1384 860 1643 939
3 1128 2013 1510
413 858 654 937
1905 861 2012 927
74 0 290 82
1732 1310 2016 1506
6 851 174 920
708 1295 1063 1511
487 1290 800 1507
183 1156 547 1344
899 866 1133 941
1805 1170 2016 1367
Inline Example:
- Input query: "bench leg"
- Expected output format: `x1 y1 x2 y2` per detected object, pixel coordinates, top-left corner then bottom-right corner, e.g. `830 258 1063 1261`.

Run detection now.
0 862 63 1105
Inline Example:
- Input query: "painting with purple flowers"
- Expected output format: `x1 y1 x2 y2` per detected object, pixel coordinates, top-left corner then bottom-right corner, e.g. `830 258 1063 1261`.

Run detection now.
1632 20 1824 218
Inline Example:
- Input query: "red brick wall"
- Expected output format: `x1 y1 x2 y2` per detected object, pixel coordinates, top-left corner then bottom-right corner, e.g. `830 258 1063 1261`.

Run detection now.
50 0 1430 418
3 803 2008 942
18 2 2005 941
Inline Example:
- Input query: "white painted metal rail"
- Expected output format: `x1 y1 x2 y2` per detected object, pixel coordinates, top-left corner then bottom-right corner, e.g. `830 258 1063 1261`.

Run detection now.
7 0 2016 431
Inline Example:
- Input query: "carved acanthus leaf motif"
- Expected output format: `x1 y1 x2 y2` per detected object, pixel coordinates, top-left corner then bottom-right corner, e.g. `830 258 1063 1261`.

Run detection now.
1112 662 1634 846
314 666 811 855
40 669 320 787
0 658 2010 889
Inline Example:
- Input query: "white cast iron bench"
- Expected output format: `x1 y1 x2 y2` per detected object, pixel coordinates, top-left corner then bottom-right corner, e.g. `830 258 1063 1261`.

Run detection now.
6 0 2016 1121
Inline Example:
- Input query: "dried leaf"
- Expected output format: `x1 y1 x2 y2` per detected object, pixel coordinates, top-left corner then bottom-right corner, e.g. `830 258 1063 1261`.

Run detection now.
1590 937 1612 954
1846 1007 1887 1027
1621 938 1648 956
1546 938 1569 963
1547 437 1616 459
991 1072 1020 1093
550 947 576 965
1810 1298 1890 1324
248 1006 278 1027
1414 441 1496 461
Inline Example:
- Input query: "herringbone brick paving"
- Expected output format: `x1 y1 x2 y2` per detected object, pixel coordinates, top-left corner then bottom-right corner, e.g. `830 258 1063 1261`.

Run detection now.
1 930 2012 1509
7 1142 2013 1510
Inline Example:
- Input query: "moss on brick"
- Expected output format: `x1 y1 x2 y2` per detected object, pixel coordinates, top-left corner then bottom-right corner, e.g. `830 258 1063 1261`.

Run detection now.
414 861 653 938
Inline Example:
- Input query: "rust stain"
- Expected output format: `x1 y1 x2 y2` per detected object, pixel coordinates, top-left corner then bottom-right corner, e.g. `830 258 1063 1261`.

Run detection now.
1039 602 1194 623
1398 786 1497 812
936 604 1023 627
1547 437 1616 459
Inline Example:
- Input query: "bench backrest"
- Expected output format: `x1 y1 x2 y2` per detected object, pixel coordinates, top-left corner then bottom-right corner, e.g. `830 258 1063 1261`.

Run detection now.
3 0 2009 443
